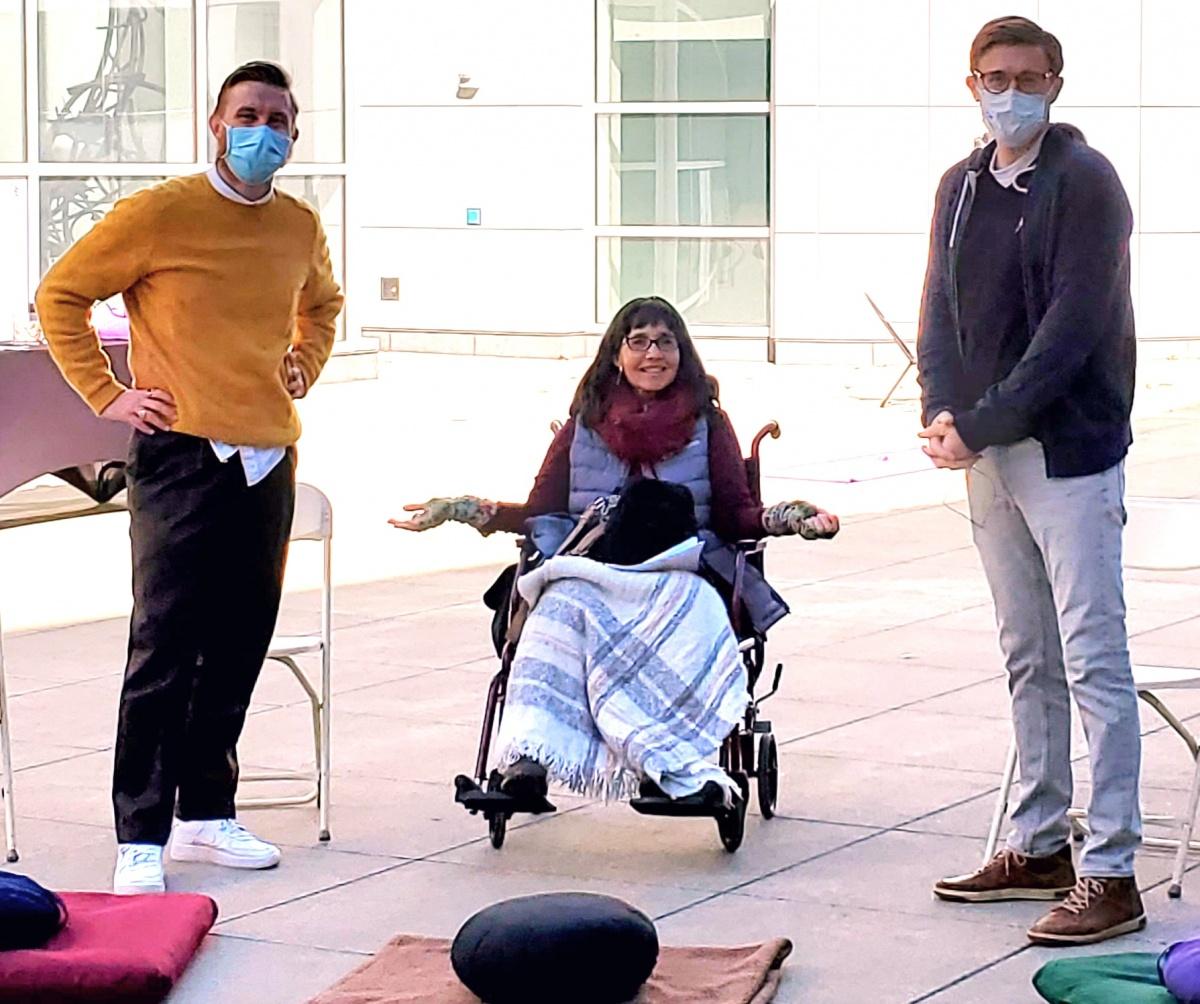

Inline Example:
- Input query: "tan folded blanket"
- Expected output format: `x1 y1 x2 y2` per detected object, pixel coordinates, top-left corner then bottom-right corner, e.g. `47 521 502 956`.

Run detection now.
310 934 793 1004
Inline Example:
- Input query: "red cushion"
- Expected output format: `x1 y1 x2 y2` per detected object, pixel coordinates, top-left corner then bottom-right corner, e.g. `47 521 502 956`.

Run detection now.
0 892 217 1003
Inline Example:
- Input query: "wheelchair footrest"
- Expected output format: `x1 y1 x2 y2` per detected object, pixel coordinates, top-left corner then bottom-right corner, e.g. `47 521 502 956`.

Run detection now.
629 793 723 819
454 774 556 815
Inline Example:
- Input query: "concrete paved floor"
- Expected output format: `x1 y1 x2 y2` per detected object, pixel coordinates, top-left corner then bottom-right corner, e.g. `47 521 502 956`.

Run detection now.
1 371 1198 1001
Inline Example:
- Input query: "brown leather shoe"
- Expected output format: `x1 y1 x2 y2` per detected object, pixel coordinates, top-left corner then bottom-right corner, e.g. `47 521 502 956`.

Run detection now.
934 846 1076 903
1027 877 1146 945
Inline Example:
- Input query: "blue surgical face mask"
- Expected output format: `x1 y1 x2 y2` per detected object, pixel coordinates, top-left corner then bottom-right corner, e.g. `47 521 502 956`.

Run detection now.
222 123 292 185
979 87 1049 149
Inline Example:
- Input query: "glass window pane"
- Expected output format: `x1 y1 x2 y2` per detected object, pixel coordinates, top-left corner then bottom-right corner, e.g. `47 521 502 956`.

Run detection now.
38 1 194 163
40 176 163 273
275 174 345 339
598 236 767 326
0 2 22 160
601 0 770 102
598 113 767 226
208 0 344 163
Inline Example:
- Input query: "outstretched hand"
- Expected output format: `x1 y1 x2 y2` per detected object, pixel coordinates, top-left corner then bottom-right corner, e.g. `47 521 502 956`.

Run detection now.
798 508 840 539
763 500 840 539
389 501 448 532
389 496 497 534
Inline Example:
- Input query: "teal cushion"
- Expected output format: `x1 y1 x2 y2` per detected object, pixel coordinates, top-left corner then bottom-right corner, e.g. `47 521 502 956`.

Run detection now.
1033 953 1176 1003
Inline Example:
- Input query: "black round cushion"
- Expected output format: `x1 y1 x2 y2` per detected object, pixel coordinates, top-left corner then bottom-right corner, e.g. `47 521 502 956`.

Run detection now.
451 892 659 1004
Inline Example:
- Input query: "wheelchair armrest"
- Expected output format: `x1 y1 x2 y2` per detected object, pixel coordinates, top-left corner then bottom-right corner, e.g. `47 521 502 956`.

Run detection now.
729 541 764 638
734 539 768 554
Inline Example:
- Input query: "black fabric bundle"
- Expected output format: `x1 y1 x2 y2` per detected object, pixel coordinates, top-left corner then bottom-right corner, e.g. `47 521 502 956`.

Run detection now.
0 871 67 950
592 478 698 567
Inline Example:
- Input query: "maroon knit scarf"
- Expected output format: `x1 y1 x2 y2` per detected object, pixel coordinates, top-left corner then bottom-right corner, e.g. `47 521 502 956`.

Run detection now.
594 380 700 467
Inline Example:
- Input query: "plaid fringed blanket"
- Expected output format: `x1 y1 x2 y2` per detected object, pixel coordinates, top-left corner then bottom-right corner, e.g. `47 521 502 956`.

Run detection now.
494 539 749 801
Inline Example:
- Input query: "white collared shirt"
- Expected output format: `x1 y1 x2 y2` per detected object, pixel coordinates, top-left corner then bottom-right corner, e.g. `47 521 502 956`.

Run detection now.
203 165 287 487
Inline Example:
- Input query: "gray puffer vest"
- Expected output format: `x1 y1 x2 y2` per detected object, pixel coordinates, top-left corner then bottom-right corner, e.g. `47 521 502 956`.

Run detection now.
568 417 711 528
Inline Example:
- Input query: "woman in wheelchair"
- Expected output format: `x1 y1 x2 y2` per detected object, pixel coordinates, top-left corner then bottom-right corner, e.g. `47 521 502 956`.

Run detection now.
392 297 838 810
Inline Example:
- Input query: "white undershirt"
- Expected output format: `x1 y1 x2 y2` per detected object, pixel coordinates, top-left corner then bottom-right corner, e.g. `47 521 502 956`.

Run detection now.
989 127 1048 191
203 165 287 487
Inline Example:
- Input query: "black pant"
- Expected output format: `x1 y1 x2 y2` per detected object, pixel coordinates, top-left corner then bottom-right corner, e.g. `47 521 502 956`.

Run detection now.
113 431 295 845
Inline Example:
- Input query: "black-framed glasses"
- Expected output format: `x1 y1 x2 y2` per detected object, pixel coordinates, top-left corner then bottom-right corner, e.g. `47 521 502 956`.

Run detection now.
973 69 1057 95
625 332 679 353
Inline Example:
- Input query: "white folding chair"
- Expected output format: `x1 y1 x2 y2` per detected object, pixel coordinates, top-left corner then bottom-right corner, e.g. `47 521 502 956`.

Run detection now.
237 482 333 842
865 293 916 408
983 497 1200 897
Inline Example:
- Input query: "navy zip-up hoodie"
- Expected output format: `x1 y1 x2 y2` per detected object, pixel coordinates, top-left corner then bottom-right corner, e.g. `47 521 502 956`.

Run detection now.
917 123 1136 478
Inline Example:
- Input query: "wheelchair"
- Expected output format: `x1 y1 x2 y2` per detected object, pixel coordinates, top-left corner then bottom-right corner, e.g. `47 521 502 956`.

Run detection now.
454 423 787 853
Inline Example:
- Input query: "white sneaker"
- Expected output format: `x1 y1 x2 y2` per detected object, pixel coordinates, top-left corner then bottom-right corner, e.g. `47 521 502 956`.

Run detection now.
170 818 281 870
113 843 166 894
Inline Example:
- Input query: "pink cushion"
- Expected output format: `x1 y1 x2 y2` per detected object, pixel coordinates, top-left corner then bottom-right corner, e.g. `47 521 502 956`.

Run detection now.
0 892 217 1003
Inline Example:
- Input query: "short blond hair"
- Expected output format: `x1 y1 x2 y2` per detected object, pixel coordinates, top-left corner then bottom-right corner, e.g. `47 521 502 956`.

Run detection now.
970 16 1063 75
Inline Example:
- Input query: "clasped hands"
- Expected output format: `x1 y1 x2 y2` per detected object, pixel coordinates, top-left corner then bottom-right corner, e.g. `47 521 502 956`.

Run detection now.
919 411 979 470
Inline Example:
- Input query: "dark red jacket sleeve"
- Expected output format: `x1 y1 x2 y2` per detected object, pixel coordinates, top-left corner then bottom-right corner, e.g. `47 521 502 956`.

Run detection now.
708 410 765 541
482 419 574 534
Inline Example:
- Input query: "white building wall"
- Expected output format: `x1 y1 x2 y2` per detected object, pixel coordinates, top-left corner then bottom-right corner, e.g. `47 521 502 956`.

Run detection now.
346 0 594 347
342 0 1199 356
772 0 1200 360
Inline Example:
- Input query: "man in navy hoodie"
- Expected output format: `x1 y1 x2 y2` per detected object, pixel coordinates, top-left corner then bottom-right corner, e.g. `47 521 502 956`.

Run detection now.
917 17 1142 946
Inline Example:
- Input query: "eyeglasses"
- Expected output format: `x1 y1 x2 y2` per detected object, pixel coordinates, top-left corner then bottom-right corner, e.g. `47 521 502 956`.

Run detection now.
973 69 1057 95
624 332 679 353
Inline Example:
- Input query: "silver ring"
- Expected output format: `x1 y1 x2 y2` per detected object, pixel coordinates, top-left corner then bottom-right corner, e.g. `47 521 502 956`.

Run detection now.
138 407 147 419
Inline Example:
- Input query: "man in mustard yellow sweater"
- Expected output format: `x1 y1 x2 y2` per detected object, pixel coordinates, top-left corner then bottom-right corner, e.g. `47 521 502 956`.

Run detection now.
36 61 343 895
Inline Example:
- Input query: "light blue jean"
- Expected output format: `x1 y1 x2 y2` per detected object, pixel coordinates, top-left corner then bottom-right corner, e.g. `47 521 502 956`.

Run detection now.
968 438 1141 877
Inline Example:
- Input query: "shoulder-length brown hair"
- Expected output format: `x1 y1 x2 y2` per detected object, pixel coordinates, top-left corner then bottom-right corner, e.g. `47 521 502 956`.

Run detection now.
570 297 719 428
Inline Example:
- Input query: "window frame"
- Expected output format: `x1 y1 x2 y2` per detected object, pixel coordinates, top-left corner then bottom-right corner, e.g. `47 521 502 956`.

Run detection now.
592 1 774 344
35 0 197 166
0 0 25 162
9 0 350 344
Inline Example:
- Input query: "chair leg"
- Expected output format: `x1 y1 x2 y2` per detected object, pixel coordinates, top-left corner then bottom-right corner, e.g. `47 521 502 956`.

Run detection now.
318 648 331 843
1138 691 1200 899
879 362 914 408
1169 750 1200 900
0 623 18 863
308 691 322 799
256 655 327 834
984 735 1019 865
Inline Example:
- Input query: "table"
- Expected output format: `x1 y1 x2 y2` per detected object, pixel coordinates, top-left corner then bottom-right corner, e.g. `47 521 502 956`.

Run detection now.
0 340 131 499
0 339 132 861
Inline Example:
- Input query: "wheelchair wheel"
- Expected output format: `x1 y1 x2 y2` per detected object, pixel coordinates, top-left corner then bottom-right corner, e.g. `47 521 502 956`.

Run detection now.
485 771 508 849
717 774 750 853
488 812 508 849
757 733 779 819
